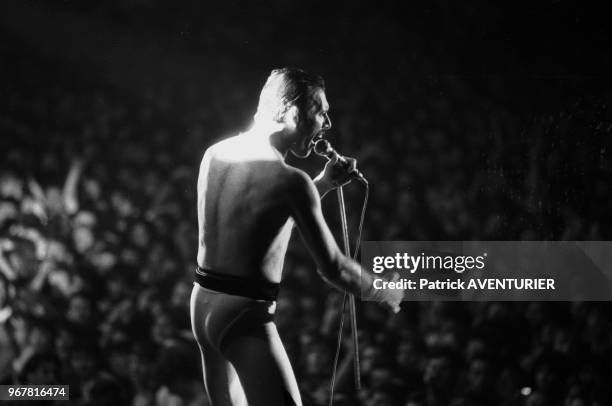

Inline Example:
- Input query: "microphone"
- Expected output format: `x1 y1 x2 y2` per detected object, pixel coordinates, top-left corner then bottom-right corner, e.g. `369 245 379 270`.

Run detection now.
313 139 368 184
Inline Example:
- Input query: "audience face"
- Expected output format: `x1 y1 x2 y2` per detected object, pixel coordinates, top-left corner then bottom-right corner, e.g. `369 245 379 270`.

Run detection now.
28 324 54 353
467 359 492 393
73 226 95 254
55 329 75 361
151 312 176 344
0 175 24 201
66 295 94 326
396 341 420 370
170 281 191 308
304 343 330 375
369 367 393 390
8 242 38 280
424 356 454 390
130 222 151 248
108 349 131 379
465 338 488 361
0 200 18 225
69 348 98 382
361 345 383 372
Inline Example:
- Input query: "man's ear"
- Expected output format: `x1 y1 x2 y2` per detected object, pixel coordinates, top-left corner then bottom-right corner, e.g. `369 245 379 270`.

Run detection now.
283 105 299 129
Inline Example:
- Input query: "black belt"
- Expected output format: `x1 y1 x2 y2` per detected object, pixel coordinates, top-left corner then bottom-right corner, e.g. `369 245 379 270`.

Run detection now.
194 266 280 301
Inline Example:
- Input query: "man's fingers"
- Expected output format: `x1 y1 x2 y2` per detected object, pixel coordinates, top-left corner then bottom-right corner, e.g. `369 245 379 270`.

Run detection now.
389 273 403 313
346 158 357 174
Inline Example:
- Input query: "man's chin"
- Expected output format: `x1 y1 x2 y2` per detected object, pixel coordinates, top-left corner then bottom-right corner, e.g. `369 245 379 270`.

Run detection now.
290 147 312 159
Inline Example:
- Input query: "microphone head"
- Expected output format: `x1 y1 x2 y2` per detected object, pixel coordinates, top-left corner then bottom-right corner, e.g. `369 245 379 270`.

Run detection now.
313 139 332 157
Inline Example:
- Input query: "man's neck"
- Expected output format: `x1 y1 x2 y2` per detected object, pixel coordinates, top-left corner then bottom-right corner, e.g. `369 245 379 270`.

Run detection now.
250 120 292 160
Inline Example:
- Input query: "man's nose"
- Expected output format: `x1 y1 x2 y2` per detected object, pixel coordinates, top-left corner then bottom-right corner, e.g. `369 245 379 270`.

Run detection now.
323 113 332 130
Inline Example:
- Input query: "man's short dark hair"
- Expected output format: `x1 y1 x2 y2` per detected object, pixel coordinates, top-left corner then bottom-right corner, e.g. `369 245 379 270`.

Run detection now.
255 67 325 122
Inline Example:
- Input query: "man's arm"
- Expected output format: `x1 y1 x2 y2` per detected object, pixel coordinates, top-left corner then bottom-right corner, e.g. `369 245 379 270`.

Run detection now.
62 158 84 215
313 175 332 198
287 171 402 312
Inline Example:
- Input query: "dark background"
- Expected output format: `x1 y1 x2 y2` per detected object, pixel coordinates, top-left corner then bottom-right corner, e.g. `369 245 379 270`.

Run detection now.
1 1 611 405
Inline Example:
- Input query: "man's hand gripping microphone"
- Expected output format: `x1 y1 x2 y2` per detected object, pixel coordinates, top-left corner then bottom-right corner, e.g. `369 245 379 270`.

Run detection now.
313 139 368 185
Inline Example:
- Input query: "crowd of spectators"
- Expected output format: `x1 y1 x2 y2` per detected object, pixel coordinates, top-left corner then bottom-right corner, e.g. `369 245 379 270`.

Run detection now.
2 3 612 405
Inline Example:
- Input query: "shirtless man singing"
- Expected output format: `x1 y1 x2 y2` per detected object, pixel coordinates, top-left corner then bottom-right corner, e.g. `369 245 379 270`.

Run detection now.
190 67 403 406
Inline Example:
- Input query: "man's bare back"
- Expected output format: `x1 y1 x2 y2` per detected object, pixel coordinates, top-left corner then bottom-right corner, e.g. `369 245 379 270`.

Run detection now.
197 132 299 283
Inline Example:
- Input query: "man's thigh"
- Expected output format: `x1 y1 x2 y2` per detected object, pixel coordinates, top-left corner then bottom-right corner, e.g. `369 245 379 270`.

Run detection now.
222 322 302 406
200 345 247 406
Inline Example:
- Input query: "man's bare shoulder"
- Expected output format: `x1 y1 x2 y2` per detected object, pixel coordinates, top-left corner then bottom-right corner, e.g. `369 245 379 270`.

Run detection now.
258 162 312 195
198 135 307 189
199 136 237 163
285 167 318 204
200 134 288 165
